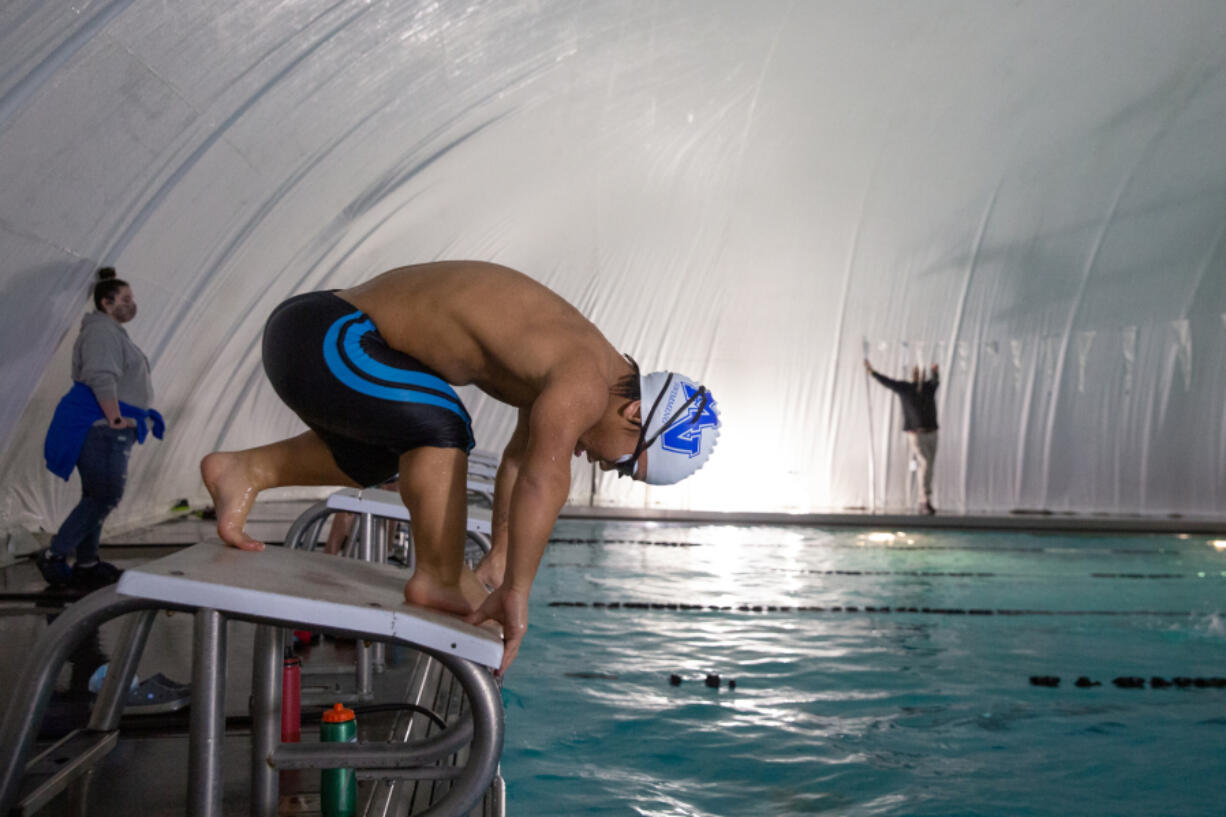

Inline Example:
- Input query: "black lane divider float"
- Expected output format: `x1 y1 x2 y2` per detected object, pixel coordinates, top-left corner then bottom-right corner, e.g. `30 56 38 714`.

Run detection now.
579 672 1225 692
668 672 736 689
810 569 1197 580
570 671 1224 693
547 536 1190 556
548 601 1195 616
752 567 1195 580
1030 675 1225 690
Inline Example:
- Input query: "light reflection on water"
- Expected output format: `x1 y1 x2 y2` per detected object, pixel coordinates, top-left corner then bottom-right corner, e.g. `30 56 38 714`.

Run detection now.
504 521 1226 817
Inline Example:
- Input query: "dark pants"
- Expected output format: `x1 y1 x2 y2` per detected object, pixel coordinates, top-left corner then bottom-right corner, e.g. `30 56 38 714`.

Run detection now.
50 425 135 564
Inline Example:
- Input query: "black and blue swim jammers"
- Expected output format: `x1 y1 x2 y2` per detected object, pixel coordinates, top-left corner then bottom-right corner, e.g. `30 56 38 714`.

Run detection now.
262 290 474 487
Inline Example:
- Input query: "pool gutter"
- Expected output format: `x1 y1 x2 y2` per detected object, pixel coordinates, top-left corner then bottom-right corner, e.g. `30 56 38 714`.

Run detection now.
557 505 1226 536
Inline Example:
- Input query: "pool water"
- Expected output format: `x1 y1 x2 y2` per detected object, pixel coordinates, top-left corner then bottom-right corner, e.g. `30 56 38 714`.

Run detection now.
498 522 1226 817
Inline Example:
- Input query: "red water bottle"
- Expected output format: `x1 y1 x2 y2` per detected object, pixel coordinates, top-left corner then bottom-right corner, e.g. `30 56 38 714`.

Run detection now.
281 654 302 743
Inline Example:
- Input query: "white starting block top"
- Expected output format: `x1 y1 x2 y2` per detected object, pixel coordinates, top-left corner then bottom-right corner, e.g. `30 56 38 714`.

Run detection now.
469 448 500 466
117 542 503 669
467 477 494 499
325 487 492 534
468 460 498 480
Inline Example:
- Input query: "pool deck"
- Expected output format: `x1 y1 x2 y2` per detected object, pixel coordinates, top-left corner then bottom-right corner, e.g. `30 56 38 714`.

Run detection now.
87 499 1226 548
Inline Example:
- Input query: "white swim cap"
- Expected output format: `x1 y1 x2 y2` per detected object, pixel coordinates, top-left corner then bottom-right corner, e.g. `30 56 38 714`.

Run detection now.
637 370 721 485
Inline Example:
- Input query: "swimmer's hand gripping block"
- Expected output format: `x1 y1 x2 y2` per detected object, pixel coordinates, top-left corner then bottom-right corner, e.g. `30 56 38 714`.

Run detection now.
116 542 503 669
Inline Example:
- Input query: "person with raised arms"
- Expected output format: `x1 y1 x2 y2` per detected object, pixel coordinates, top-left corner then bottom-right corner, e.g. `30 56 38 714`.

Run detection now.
864 358 940 515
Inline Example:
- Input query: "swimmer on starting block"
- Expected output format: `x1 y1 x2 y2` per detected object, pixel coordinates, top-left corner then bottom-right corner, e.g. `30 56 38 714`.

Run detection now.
201 261 720 674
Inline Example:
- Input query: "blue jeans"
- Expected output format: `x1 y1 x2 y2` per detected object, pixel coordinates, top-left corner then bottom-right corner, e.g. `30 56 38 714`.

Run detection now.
50 425 136 564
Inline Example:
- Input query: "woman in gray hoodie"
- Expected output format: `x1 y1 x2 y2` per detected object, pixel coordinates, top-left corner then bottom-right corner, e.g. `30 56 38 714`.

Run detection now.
39 268 159 590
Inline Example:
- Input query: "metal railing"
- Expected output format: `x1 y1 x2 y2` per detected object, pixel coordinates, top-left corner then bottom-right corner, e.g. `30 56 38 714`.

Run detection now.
0 580 503 817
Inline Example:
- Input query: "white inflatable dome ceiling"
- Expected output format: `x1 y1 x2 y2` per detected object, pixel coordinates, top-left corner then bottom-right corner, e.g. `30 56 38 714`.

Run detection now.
2 1 1225 535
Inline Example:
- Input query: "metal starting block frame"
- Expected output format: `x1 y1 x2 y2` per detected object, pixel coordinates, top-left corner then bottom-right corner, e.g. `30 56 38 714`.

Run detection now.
284 487 494 570
0 542 504 817
326 487 492 535
281 487 495 703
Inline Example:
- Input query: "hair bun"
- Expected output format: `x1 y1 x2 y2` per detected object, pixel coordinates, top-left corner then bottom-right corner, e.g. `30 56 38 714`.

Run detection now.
97 266 117 281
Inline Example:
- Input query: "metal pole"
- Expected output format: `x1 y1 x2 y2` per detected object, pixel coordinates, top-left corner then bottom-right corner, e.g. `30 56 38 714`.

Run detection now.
67 766 96 817
251 624 282 817
282 501 331 551
0 588 154 815
356 513 374 698
359 512 374 562
862 337 878 513
303 516 325 553
373 521 388 672
187 609 227 817
273 709 474 770
268 652 502 817
468 531 492 555
413 654 504 817
89 609 156 731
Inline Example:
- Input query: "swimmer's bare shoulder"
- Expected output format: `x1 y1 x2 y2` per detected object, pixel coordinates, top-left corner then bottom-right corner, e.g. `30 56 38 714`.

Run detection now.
340 262 617 401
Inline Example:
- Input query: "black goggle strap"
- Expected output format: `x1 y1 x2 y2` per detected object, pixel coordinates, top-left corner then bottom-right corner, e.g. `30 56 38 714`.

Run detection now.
621 377 709 477
625 373 673 469
640 383 708 451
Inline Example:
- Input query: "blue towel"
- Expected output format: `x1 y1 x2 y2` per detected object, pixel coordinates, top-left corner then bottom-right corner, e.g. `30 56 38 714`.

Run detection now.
43 381 165 481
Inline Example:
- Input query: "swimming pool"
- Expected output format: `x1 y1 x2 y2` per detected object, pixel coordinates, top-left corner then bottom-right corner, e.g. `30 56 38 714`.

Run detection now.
499 521 1226 817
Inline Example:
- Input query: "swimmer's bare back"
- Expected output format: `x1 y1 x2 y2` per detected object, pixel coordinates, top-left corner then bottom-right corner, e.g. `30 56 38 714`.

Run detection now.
338 261 625 407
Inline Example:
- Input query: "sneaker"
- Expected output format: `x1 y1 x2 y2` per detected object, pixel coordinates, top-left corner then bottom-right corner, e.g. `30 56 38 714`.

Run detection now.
144 672 191 692
36 550 73 588
71 560 123 591
124 675 191 714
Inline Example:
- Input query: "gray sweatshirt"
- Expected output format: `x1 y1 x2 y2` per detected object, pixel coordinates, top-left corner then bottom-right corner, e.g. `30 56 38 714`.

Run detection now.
72 311 153 413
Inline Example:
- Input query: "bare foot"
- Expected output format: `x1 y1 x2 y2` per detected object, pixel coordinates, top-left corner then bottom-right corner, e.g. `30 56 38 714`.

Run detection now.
459 565 491 609
200 451 265 551
404 569 477 617
473 550 506 590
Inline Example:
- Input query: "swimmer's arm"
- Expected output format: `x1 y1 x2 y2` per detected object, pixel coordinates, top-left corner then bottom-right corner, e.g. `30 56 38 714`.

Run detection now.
467 381 603 674
489 410 530 557
502 387 599 595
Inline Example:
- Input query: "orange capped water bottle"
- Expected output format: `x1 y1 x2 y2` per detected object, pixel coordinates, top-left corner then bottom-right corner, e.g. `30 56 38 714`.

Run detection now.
320 702 356 816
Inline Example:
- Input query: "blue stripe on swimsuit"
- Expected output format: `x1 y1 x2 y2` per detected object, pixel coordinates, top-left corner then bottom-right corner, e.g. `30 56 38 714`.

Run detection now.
322 312 473 433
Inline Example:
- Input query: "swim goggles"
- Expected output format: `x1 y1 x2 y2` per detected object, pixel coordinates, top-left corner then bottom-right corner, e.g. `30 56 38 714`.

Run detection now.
614 374 710 479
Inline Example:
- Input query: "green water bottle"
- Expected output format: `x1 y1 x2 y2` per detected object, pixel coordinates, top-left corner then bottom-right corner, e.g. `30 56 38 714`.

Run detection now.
320 702 357 817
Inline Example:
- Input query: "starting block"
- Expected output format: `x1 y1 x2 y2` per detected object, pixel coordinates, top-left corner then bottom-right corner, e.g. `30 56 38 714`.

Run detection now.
119 541 502 668
0 542 503 817
282 487 495 703
325 487 493 535
467 459 498 481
